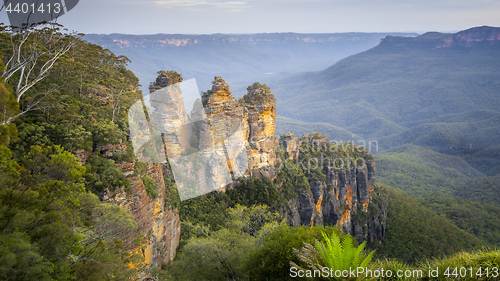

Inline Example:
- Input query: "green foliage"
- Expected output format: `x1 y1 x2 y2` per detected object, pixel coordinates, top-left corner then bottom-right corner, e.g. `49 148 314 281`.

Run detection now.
375 145 500 248
149 70 182 92
247 82 271 93
420 193 500 247
240 82 275 105
418 248 500 281
0 231 53 281
453 174 500 205
375 145 483 196
246 226 342 281
111 142 135 163
275 158 311 195
0 123 17 147
178 192 229 249
0 145 137 280
0 145 21 187
0 80 19 146
91 121 126 145
0 28 142 155
375 249 500 281
170 205 282 281
290 133 373 184
0 25 147 280
369 184 484 263
226 177 285 209
85 155 130 194
163 174 180 209
134 160 148 177
292 231 375 281
21 144 86 185
374 259 413 281
141 176 158 199
13 122 54 155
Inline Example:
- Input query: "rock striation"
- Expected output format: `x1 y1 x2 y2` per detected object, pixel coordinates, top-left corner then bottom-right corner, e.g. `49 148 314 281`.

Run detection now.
102 162 180 268
74 138 181 273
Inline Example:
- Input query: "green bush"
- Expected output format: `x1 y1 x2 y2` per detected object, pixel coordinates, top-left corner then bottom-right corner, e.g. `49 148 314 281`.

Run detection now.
291 231 375 281
141 176 158 199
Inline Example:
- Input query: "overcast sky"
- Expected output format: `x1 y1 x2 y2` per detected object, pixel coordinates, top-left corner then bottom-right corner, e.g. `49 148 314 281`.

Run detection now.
2 0 500 34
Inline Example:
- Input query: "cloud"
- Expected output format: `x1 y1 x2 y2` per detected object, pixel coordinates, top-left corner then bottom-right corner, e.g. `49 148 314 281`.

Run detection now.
154 0 251 10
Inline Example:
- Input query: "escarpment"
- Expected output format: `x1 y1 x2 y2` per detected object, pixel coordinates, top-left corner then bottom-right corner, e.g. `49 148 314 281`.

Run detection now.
277 133 386 243
97 149 180 273
199 75 384 243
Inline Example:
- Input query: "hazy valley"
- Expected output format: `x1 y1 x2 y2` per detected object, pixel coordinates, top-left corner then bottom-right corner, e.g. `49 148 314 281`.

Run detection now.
84 32 417 93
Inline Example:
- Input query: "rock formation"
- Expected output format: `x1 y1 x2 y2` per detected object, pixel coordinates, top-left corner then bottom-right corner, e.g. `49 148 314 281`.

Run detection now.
279 132 300 160
240 82 278 174
102 161 180 268
279 133 386 243
73 138 182 273
203 77 278 179
97 72 384 277
200 77 384 243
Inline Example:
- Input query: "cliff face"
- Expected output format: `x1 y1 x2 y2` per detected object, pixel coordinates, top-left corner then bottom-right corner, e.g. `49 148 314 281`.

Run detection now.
240 82 278 176
102 72 383 273
203 77 278 178
279 133 386 243
201 77 383 243
99 143 181 270
202 76 248 180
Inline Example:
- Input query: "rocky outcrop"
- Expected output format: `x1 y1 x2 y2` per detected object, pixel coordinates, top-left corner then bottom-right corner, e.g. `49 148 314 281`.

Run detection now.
280 133 385 243
203 77 278 178
202 76 248 179
200 78 384 243
150 72 191 158
102 162 180 268
279 132 300 160
240 82 278 175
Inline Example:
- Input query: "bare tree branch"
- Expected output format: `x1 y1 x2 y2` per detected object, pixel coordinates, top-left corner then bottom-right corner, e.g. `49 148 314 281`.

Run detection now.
0 22 79 125
2 23 78 101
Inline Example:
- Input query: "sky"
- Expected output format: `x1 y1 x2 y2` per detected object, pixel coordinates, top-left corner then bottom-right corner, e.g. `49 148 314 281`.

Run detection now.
1 0 500 35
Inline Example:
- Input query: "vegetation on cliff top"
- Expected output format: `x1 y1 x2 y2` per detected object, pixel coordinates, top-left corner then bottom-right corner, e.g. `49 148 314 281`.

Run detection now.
0 24 143 280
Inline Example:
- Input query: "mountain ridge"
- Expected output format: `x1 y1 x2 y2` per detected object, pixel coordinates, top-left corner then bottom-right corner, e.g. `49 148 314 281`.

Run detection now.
83 32 418 94
85 32 418 48
270 26 500 175
379 26 500 49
